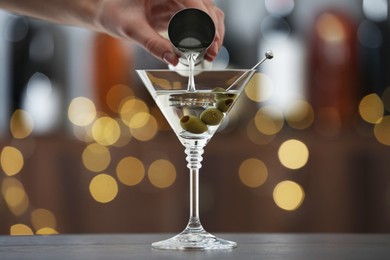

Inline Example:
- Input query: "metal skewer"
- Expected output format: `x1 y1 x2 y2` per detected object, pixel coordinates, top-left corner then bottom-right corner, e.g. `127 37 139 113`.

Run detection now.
226 50 274 91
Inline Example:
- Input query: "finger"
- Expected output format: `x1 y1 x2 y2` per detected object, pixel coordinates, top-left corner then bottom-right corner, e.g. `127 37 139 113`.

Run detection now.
147 1 187 33
203 5 225 60
128 21 178 66
213 7 225 48
148 13 172 30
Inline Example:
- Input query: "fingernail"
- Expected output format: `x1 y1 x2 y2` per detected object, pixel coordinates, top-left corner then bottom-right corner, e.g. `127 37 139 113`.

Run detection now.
163 52 177 65
205 49 217 61
205 44 218 61
205 53 214 62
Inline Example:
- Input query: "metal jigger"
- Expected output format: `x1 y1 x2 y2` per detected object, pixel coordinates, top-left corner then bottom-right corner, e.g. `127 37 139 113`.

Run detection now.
168 8 216 71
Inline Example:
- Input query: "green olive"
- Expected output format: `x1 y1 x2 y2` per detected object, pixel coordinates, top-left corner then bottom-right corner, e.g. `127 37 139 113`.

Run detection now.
212 87 227 100
212 87 225 92
212 87 237 100
180 115 208 134
216 98 234 112
200 108 224 125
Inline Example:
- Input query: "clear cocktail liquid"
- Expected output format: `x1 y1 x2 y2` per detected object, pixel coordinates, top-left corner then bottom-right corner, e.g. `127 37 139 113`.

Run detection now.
155 90 239 145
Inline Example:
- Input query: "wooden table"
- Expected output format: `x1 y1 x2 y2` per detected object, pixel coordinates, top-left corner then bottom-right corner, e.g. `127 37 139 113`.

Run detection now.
1 233 389 259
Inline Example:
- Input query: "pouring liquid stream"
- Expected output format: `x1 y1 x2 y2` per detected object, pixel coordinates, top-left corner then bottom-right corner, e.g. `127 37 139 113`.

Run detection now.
186 52 199 92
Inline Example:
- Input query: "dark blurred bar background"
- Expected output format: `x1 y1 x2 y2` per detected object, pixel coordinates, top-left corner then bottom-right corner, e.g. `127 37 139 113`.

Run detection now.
0 0 389 235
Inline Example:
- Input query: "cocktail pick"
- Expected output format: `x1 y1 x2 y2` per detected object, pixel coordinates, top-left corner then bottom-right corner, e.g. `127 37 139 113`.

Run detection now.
226 50 274 91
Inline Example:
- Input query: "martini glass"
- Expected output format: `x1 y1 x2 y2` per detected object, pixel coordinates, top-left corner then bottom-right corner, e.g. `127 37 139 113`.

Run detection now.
136 68 255 250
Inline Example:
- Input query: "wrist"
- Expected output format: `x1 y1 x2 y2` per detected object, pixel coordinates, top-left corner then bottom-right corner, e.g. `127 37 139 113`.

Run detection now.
68 0 103 31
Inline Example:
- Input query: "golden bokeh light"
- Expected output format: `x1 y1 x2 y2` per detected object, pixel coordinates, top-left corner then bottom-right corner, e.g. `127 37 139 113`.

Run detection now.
130 114 158 141
129 112 151 129
285 100 314 129
36 227 59 235
244 73 273 102
146 73 173 89
273 180 305 211
316 13 346 43
246 120 275 145
68 97 96 126
91 116 121 146
31 208 57 231
172 81 183 90
10 109 34 139
112 119 132 147
254 106 284 135
120 98 149 126
82 143 111 172
359 93 384 124
89 174 118 203
148 159 176 189
374 115 390 146
278 139 309 170
1 146 24 176
10 224 34 236
1 177 29 216
106 84 134 113
72 124 94 143
116 157 145 186
238 158 268 188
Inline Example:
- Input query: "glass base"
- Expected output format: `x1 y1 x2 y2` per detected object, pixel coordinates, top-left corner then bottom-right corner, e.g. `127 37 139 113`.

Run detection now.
152 230 237 250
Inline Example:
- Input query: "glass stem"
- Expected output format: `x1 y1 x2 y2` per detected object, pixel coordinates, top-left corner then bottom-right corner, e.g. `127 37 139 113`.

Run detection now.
188 168 201 229
184 143 205 232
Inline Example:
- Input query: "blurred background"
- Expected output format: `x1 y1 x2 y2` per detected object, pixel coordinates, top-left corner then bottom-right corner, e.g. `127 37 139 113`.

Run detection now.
0 0 390 235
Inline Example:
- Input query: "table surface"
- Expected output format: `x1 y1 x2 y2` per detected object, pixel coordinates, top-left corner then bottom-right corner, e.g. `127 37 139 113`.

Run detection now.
0 233 390 260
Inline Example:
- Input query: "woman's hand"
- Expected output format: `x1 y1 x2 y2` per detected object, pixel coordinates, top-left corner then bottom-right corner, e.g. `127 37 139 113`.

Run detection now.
94 0 224 65
0 0 225 66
